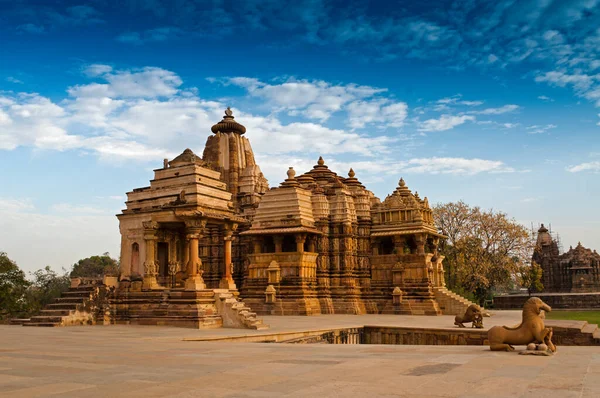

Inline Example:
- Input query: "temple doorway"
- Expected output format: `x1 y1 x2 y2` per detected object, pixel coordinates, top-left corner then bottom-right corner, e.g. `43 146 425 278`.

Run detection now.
157 242 169 279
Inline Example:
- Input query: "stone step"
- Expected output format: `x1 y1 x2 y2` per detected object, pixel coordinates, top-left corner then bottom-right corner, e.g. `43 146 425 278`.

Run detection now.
54 297 87 304
47 303 80 310
582 323 598 334
30 315 64 323
68 286 97 292
23 321 61 327
39 309 73 316
9 318 30 325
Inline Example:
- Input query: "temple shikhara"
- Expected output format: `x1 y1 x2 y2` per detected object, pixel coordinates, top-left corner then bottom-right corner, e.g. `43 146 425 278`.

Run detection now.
27 109 475 329
534 224 600 293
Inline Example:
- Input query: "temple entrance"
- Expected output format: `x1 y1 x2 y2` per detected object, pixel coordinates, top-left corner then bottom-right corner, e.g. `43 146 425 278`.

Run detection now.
157 242 169 279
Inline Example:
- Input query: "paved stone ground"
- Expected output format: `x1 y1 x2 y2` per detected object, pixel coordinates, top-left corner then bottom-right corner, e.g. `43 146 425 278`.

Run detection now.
2 312 600 397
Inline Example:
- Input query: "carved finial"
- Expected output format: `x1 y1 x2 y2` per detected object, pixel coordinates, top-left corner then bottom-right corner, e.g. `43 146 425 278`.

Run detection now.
287 167 296 179
317 156 325 166
225 107 233 117
399 177 406 187
163 158 169 169
348 168 355 178
414 191 419 199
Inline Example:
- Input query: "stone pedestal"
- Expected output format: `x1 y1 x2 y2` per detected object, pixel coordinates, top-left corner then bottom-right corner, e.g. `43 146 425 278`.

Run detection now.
185 275 206 290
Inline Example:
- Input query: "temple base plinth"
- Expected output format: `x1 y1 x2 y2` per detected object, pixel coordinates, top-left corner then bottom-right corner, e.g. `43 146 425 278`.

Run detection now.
219 278 237 290
185 275 206 291
142 276 159 290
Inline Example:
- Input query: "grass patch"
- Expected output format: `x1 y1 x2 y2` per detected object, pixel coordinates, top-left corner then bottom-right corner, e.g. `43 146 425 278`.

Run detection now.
545 310 600 325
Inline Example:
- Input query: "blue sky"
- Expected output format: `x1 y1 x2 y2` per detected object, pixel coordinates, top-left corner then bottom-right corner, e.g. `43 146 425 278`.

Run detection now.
1 0 599 273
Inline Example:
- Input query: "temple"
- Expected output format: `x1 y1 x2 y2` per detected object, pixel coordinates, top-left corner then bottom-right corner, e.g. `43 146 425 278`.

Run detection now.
83 108 479 329
534 224 600 293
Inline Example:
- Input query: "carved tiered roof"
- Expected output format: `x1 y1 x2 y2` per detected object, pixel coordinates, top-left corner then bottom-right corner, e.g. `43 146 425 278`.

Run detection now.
371 177 441 237
560 242 600 270
211 107 247 135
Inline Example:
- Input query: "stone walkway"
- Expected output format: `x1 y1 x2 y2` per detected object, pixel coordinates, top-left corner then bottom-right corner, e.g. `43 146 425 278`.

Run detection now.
1 312 599 397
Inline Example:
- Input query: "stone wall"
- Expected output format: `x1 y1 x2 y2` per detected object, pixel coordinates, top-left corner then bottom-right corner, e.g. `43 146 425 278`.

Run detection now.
494 293 600 309
363 326 487 345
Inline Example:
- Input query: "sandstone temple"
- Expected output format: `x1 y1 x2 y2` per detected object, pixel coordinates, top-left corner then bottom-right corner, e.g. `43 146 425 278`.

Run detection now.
534 224 600 293
26 109 475 328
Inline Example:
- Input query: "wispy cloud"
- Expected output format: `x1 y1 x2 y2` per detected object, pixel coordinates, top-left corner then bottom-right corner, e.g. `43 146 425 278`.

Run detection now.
526 124 557 134
418 114 475 132
566 161 600 173
5 76 23 84
471 104 519 115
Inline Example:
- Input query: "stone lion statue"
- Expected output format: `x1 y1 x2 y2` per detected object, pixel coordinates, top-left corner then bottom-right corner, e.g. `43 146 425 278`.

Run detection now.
454 304 484 328
487 297 556 352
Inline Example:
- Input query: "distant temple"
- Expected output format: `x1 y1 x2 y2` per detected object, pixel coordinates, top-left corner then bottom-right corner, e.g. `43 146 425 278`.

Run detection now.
534 224 600 293
111 109 475 327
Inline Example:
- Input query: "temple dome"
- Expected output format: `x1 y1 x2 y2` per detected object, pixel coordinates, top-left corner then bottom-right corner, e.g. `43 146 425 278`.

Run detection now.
211 107 246 135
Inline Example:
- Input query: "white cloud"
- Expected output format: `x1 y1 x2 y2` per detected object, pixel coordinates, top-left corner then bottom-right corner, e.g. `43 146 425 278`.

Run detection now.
418 114 475 132
471 104 519 115
435 95 483 107
566 161 600 173
0 198 35 212
225 77 392 124
69 67 182 98
538 95 554 102
51 203 111 215
398 157 515 175
0 65 403 165
84 64 113 77
346 99 408 129
526 124 557 134
6 76 23 84
536 71 595 91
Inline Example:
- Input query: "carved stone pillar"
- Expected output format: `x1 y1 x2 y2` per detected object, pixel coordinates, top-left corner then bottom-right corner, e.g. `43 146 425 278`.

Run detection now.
274 236 283 253
142 221 159 290
253 237 262 254
219 223 238 290
415 234 426 255
307 236 316 253
370 238 379 256
185 219 206 291
168 234 179 282
393 235 406 254
295 234 306 253
120 237 131 279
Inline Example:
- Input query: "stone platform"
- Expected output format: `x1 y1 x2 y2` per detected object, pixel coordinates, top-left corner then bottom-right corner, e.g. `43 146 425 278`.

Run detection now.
2 320 600 397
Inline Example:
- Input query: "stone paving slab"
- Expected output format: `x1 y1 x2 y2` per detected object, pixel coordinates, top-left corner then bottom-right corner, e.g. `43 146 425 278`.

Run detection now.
1 320 600 397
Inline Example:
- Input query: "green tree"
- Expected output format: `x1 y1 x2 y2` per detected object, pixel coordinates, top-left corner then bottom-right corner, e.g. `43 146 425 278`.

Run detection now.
70 252 119 278
433 202 534 306
520 261 544 296
0 252 30 321
25 266 70 315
